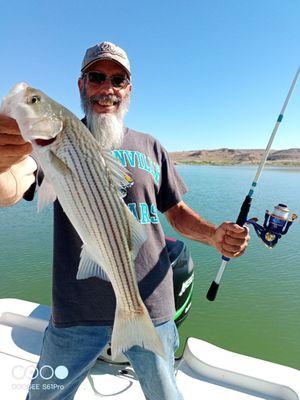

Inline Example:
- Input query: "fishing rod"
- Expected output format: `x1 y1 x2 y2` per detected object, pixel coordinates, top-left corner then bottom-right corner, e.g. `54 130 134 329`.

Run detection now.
207 66 300 302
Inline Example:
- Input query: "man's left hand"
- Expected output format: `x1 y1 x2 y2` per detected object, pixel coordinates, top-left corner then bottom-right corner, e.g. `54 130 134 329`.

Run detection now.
212 222 250 258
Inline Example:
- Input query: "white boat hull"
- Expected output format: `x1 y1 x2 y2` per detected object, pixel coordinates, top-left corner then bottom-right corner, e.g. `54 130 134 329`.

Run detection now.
0 298 299 399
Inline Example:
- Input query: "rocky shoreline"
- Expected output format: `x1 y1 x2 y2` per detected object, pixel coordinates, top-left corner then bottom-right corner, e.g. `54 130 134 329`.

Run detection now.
169 148 300 166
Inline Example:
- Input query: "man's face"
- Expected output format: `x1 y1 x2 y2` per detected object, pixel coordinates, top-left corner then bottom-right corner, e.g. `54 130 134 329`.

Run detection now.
78 59 131 115
78 59 131 149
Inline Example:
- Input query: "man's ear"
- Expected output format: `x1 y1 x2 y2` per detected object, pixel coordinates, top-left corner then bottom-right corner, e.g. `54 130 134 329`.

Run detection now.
78 77 84 94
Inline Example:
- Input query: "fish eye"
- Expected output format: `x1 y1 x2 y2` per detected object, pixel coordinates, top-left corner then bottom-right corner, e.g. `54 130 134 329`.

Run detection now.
29 95 41 104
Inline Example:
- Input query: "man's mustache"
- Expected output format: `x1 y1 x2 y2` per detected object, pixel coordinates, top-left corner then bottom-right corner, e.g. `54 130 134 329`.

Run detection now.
89 94 121 104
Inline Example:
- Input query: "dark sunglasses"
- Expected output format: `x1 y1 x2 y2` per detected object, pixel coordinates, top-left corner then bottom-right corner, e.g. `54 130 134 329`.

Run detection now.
84 71 130 89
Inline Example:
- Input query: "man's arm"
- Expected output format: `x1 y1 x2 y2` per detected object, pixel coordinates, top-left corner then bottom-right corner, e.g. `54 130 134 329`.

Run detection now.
165 201 250 258
0 115 35 206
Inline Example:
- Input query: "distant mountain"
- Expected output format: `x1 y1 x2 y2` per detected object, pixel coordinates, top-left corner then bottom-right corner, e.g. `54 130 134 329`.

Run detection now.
169 148 300 166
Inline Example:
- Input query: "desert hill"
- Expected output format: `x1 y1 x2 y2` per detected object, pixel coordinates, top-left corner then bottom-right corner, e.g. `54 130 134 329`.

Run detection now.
169 148 300 166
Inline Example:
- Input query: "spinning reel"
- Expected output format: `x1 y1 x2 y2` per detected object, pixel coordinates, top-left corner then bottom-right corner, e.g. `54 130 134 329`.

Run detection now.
247 204 297 249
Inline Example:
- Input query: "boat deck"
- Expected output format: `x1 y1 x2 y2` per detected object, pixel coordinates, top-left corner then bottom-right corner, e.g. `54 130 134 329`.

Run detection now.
0 298 299 399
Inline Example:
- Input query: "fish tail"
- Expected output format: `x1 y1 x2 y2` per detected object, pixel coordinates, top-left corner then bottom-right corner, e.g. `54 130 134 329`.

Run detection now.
111 302 166 361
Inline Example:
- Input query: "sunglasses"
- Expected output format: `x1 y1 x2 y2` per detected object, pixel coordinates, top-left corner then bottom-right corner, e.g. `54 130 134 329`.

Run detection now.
84 71 130 89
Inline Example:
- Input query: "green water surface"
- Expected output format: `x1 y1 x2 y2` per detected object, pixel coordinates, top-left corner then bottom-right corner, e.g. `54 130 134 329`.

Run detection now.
0 165 299 369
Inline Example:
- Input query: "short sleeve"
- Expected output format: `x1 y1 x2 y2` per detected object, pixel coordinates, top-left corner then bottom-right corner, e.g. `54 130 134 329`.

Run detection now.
156 147 188 213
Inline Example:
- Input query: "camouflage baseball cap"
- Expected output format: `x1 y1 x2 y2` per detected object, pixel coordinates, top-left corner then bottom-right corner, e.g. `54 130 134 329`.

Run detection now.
81 42 131 76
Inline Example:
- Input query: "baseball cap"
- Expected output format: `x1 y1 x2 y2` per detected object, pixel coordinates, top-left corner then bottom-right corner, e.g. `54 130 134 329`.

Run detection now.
81 42 131 77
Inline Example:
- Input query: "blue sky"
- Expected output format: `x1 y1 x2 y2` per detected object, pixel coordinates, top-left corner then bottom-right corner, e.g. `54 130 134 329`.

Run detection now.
0 1 299 151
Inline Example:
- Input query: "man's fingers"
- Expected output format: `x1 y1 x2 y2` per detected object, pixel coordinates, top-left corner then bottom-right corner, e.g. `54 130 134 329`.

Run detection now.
0 154 35 173
0 142 32 157
226 224 249 239
223 234 250 246
0 133 26 145
0 143 32 172
0 114 20 135
221 242 245 254
230 248 246 258
219 246 246 259
216 223 250 259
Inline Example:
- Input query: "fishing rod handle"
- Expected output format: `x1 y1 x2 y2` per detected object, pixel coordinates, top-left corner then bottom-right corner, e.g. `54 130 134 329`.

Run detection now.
206 256 229 301
236 195 252 226
206 195 252 301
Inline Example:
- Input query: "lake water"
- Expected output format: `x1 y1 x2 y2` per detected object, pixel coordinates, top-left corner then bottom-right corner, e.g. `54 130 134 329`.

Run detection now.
0 165 299 369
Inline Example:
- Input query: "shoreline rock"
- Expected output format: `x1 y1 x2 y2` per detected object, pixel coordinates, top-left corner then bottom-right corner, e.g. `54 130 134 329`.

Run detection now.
170 148 300 167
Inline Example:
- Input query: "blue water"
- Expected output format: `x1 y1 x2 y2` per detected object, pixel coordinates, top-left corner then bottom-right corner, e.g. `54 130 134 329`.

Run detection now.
0 165 299 369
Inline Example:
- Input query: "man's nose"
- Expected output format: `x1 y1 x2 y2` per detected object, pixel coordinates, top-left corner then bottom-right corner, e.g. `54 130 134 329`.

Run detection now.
98 79 115 93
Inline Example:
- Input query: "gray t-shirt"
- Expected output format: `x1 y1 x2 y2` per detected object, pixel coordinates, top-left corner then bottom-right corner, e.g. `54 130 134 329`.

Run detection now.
26 128 187 326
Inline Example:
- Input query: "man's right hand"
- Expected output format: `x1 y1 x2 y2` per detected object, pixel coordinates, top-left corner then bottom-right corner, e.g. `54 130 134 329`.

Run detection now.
0 114 32 173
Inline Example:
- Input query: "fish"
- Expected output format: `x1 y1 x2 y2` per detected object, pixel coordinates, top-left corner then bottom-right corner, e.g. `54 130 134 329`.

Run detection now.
1 82 166 360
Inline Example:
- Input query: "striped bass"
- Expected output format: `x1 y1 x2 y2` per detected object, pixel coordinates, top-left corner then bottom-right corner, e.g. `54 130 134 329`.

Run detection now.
1 82 166 360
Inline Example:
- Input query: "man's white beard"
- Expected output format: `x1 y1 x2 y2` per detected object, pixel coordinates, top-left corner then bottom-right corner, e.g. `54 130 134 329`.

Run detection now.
83 94 130 150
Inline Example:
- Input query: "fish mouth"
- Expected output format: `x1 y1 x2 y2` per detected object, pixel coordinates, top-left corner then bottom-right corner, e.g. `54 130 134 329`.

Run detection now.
34 137 57 147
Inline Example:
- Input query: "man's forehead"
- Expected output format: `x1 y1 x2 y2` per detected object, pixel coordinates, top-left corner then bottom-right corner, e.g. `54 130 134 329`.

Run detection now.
85 59 128 75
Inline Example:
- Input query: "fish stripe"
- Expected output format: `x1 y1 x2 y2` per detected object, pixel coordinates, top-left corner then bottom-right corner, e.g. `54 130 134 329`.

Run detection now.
72 137 140 309
70 129 136 301
64 140 119 284
70 143 134 306
66 143 120 285
89 157 140 309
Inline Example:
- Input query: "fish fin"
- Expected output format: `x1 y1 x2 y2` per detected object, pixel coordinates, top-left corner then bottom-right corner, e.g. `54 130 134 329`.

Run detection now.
37 178 57 212
74 137 133 194
124 204 147 260
76 245 110 281
111 301 166 361
50 150 77 177
102 150 134 194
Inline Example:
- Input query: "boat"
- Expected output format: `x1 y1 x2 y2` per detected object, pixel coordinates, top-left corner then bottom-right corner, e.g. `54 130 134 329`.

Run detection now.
1 239 299 399
1 298 299 399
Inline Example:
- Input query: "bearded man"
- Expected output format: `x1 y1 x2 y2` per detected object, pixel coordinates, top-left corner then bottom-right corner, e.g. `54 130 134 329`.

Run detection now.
0 42 250 400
